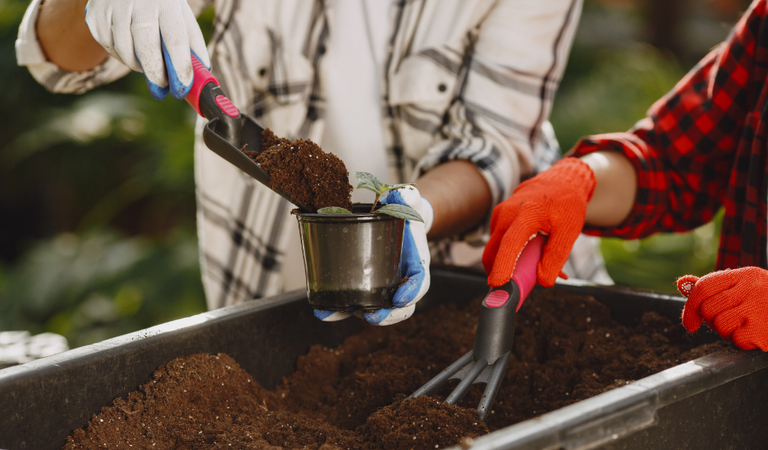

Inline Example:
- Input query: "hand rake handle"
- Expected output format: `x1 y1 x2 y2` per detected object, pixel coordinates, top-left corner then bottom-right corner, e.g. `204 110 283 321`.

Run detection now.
511 233 545 306
475 234 546 364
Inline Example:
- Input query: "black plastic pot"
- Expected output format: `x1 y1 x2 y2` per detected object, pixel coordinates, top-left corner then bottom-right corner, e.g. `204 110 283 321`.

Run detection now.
293 203 405 311
1 267 768 450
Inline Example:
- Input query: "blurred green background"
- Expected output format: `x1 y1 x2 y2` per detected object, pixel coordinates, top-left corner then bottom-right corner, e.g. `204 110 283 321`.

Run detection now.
0 0 751 348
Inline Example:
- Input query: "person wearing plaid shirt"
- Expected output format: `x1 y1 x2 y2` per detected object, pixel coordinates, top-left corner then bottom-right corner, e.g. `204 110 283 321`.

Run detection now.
17 0 612 324
484 0 768 351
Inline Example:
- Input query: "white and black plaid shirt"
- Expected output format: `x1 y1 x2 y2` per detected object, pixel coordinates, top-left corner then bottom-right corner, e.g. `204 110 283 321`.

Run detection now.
19 0 610 309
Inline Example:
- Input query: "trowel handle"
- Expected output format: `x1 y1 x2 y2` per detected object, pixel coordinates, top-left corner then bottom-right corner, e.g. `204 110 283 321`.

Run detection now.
185 53 242 121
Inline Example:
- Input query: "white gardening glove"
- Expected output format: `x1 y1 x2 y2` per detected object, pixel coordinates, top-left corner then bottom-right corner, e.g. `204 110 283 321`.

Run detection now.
314 186 433 326
85 0 211 100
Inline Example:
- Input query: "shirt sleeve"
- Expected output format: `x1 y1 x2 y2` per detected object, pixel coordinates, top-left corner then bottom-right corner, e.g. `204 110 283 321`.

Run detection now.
414 0 582 243
15 0 213 94
569 41 746 239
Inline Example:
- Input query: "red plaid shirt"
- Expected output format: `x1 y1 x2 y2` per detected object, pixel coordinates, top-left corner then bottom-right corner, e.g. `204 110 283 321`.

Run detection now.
570 0 768 270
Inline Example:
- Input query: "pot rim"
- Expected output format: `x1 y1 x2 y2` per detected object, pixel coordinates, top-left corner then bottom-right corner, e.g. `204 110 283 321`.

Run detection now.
292 203 404 223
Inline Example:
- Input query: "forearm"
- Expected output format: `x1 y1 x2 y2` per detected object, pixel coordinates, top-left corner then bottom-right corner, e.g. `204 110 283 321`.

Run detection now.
580 151 637 227
37 0 107 72
417 160 492 240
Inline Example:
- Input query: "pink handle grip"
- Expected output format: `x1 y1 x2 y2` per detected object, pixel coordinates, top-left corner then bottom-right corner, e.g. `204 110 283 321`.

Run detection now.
510 234 546 310
185 53 217 116
185 53 241 119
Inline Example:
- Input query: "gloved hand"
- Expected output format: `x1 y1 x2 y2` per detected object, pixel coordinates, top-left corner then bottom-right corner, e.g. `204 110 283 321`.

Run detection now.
85 0 210 100
314 185 433 326
482 157 596 288
677 267 768 351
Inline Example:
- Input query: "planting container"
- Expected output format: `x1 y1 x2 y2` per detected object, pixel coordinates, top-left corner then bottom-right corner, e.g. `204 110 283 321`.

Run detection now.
2 266 768 450
293 203 405 311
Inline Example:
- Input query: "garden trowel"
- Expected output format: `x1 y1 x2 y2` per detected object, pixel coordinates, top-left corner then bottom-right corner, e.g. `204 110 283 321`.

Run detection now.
409 234 545 422
184 54 312 213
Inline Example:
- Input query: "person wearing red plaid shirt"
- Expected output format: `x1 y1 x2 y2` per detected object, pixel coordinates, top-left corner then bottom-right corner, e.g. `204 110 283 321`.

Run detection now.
483 0 768 352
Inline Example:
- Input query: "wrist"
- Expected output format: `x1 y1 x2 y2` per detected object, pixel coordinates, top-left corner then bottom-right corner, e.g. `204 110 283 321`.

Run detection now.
580 152 637 227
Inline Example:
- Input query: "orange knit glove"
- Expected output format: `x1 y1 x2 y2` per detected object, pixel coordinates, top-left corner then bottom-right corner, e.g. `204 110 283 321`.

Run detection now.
483 157 596 287
677 267 768 351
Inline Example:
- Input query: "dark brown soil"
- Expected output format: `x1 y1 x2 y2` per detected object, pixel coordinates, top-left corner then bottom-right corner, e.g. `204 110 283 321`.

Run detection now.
248 129 353 211
62 288 728 450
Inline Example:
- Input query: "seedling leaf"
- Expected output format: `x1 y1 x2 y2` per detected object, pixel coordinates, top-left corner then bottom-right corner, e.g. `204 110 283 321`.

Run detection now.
376 204 424 222
355 172 386 194
318 206 353 215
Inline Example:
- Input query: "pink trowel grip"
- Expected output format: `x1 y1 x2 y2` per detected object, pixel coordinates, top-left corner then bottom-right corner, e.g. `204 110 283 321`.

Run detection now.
185 53 240 119
510 234 546 311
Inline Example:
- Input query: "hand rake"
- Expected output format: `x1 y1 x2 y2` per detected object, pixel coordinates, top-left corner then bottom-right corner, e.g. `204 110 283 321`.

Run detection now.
409 234 545 421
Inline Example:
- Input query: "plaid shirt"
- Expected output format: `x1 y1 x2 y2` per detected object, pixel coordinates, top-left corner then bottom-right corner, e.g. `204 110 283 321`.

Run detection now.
18 0 587 307
570 0 768 270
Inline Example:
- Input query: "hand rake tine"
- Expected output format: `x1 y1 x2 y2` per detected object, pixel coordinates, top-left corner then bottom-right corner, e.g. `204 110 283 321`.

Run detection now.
445 358 489 405
409 351 474 399
477 351 511 422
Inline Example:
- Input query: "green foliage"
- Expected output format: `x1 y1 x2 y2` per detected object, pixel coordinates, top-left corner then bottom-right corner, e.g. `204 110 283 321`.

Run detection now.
0 229 205 348
600 213 721 294
0 0 209 348
350 172 423 221
354 171 388 194
317 173 424 221
375 204 424 222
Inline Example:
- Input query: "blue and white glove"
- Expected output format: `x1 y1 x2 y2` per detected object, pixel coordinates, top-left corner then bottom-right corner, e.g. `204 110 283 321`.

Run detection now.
314 185 433 326
85 0 211 100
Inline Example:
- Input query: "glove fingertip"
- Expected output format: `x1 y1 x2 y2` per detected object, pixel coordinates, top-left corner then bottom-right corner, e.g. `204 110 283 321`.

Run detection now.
487 261 515 286
383 189 405 206
538 254 566 287
731 323 768 351
134 49 170 100
146 80 170 101
676 275 699 298
536 264 557 287
482 234 504 275
162 41 193 99
313 308 354 322
681 306 703 333
393 267 429 307
313 309 335 321
364 304 415 326
487 227 541 284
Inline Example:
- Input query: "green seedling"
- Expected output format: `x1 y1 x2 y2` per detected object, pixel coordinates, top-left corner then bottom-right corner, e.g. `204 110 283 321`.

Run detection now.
317 172 424 222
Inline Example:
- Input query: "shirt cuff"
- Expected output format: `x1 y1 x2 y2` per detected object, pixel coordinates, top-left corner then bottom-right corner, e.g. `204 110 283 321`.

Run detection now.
15 0 47 66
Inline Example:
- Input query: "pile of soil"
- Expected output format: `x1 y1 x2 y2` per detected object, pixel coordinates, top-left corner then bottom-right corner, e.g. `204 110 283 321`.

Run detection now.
248 129 353 211
63 288 728 449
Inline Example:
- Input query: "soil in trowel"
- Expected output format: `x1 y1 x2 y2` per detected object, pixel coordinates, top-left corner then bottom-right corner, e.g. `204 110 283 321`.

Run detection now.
63 288 728 450
247 128 353 212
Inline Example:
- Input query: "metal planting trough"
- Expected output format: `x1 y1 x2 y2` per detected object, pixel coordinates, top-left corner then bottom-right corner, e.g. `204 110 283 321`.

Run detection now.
1 266 767 449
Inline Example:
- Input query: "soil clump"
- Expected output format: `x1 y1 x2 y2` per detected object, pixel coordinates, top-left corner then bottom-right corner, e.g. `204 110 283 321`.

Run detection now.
248 129 353 211
63 287 728 449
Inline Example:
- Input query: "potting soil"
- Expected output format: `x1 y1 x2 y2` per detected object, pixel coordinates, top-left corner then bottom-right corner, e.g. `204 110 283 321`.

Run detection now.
63 288 728 450
249 129 353 212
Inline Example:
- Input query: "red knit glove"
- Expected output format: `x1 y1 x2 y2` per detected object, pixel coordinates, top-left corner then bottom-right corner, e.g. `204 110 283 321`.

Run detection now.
483 157 596 287
677 267 768 351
